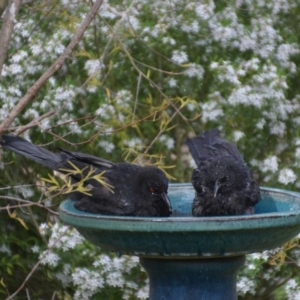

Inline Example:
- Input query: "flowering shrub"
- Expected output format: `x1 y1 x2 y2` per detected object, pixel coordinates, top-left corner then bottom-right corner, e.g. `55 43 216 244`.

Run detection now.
1 0 300 299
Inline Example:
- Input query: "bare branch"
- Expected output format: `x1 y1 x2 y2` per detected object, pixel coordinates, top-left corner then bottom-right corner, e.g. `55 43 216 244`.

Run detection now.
0 0 8 17
0 0 105 135
14 110 57 135
21 0 34 4
0 196 59 214
0 0 22 75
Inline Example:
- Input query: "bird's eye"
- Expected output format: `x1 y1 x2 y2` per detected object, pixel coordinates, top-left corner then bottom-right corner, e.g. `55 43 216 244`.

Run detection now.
220 175 229 183
149 187 155 193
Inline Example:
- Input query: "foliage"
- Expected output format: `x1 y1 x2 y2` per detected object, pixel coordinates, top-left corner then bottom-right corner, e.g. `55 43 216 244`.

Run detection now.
1 0 300 299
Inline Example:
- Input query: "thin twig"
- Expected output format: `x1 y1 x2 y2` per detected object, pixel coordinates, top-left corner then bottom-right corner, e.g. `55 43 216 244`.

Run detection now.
0 184 37 191
143 108 179 156
13 110 58 135
0 195 59 214
51 291 57 300
132 73 142 123
25 288 31 300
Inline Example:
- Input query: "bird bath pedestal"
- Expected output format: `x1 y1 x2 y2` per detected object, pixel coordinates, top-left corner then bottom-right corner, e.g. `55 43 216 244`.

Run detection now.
59 184 300 300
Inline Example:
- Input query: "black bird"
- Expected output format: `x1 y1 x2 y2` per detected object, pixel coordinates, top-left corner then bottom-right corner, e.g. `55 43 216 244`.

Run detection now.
0 135 172 217
185 129 260 216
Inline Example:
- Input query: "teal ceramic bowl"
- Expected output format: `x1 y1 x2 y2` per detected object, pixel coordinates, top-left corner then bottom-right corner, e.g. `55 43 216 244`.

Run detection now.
59 184 300 257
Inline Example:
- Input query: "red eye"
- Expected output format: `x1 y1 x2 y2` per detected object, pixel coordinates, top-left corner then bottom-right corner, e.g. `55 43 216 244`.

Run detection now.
149 187 155 193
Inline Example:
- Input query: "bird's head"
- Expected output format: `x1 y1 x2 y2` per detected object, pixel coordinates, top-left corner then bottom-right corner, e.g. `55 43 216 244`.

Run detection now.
210 156 248 198
137 166 172 216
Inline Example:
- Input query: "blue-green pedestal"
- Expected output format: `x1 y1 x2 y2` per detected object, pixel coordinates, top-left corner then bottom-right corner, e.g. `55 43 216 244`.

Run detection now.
140 256 245 300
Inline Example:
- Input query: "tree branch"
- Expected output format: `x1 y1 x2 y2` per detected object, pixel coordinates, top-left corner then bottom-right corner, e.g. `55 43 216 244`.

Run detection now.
0 0 104 135
0 0 22 75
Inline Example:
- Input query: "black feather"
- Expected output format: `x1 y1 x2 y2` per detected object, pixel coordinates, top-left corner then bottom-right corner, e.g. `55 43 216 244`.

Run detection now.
185 129 260 216
1 135 172 217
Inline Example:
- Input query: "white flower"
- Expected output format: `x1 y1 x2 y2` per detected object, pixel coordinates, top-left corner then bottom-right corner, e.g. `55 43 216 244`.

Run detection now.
0 244 11 255
186 102 197 111
127 15 140 31
159 135 175 149
210 62 219 70
201 101 224 123
233 131 244 142
11 50 27 63
195 3 215 21
168 78 177 87
47 225 84 251
115 89 132 106
137 285 149 299
39 223 49 235
9 63 22 74
162 37 176 45
182 20 199 33
184 63 204 80
269 121 286 137
276 44 299 64
278 168 297 185
124 138 143 150
228 86 264 108
72 267 104 300
31 245 40 253
99 140 115 153
261 156 278 173
237 276 256 295
256 119 266 129
171 50 188 64
39 251 60 267
286 279 298 290
84 59 105 76
18 186 34 198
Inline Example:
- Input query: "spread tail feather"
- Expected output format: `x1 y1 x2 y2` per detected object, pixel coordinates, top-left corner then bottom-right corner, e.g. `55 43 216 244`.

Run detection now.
185 129 220 165
185 129 244 166
0 134 62 170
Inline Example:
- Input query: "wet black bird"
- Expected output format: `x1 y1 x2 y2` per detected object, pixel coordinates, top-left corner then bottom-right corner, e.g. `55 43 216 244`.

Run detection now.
185 129 260 216
0 135 172 217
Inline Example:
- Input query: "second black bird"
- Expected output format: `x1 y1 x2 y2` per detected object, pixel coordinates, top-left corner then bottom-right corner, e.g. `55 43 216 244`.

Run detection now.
185 129 260 216
0 135 172 217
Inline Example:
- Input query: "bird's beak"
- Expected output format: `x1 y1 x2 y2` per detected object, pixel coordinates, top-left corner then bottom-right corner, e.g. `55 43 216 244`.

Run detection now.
162 192 172 212
213 181 220 198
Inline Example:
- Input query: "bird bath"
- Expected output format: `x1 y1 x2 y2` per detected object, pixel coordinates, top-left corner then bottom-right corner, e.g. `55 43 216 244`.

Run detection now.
59 184 300 300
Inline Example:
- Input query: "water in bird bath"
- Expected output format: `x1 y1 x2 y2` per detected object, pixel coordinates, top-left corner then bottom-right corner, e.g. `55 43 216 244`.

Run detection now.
169 183 300 217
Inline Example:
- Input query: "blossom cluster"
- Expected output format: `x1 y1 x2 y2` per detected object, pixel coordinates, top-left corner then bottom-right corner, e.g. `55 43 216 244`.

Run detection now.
33 223 148 299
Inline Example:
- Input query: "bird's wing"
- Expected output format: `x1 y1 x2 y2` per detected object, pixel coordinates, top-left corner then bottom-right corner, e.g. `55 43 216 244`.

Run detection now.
58 148 115 170
73 193 135 215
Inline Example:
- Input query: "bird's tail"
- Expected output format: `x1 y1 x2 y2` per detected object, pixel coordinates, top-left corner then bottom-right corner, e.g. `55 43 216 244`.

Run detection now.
0 134 62 170
185 129 220 165
186 129 244 165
